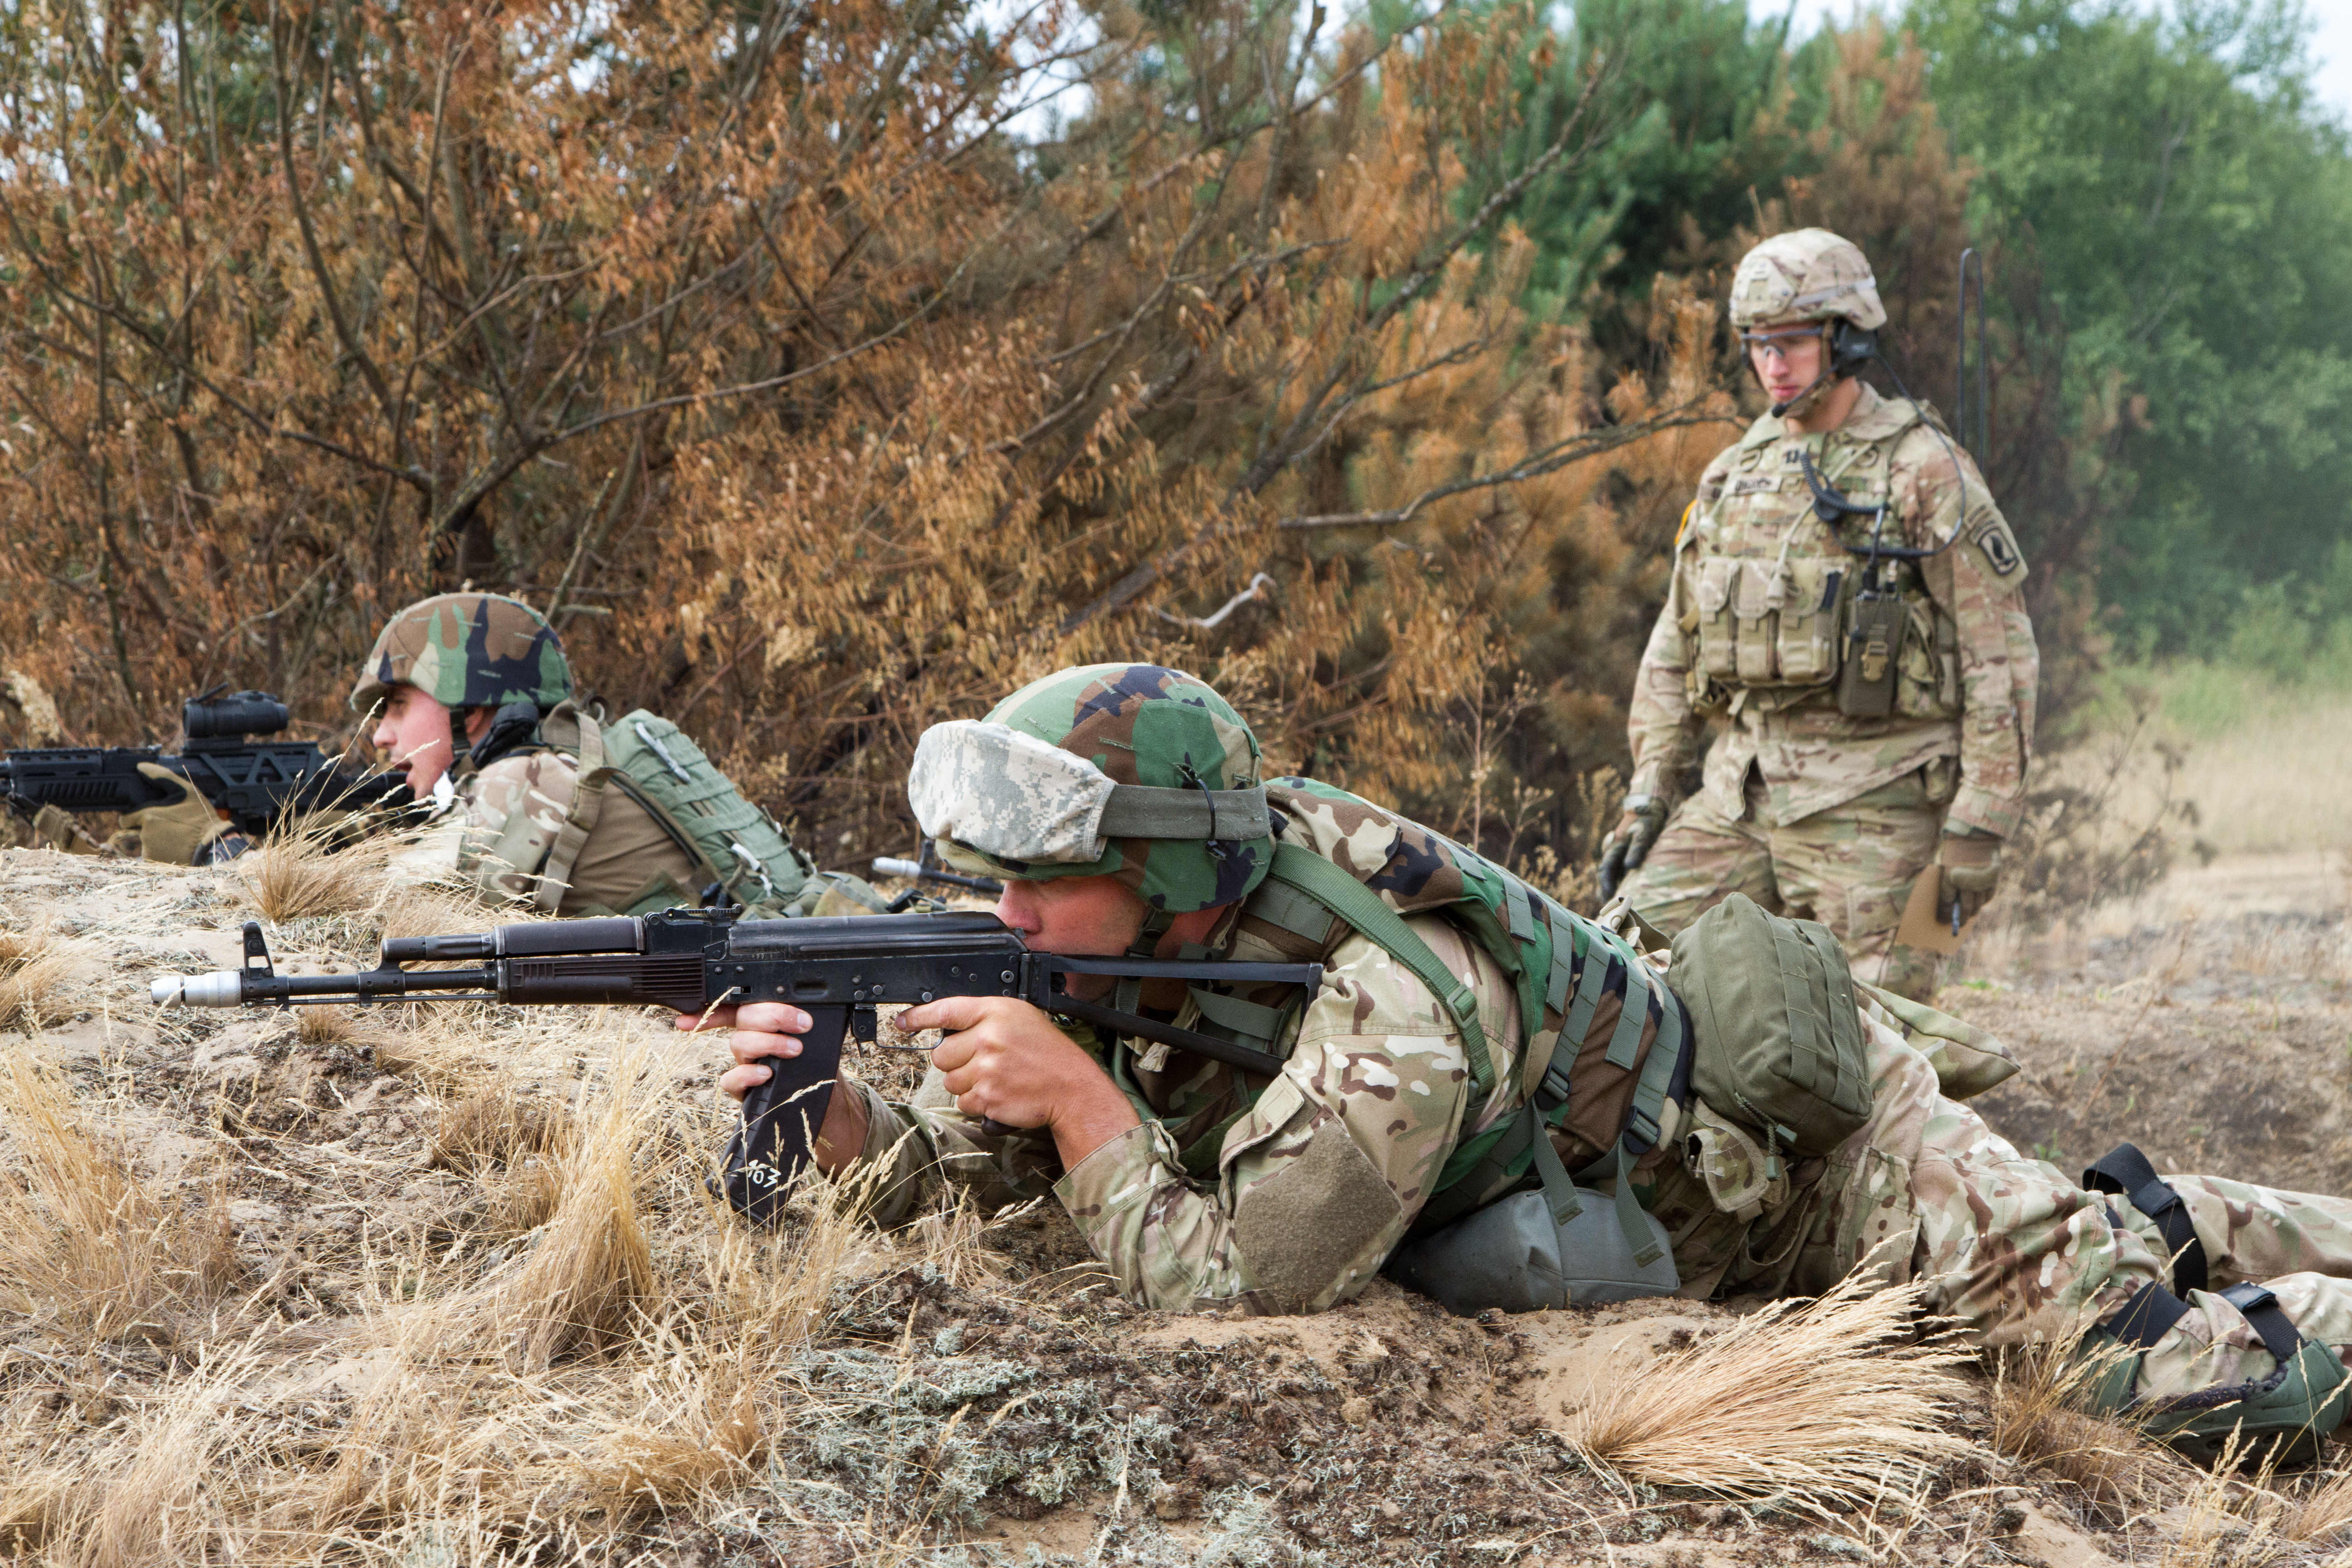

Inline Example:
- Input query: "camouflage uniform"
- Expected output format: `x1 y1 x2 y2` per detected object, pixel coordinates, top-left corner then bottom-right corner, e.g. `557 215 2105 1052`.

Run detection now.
1651 997 2352 1422
850 662 2352 1454
353 594 706 917
866 665 1682 1312
1614 232 2039 1001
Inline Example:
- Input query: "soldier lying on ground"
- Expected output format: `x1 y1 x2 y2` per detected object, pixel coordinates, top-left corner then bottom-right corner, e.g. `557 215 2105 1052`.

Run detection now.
1599 228 2040 1003
697 663 2352 1464
357 592 873 918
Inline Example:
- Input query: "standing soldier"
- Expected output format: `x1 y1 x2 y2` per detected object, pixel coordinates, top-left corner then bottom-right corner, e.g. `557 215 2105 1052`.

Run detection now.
356 592 871 918
1597 229 2038 1001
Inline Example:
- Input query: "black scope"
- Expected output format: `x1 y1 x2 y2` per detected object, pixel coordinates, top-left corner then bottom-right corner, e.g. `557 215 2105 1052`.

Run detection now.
183 690 291 740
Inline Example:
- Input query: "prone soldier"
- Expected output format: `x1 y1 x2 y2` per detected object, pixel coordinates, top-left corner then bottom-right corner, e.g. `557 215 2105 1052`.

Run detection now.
358 592 867 918
1598 228 2039 1002
700 663 2352 1465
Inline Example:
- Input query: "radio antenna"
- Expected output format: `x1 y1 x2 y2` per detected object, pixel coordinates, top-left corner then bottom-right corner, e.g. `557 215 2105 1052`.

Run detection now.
1956 247 1989 465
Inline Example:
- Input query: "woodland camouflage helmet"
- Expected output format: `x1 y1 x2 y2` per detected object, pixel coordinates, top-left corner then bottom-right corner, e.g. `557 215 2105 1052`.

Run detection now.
348 593 573 715
907 664 1275 923
1728 228 1887 333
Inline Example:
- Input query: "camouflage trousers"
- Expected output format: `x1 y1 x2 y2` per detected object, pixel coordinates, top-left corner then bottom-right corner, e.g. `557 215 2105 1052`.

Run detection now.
1651 1023 2352 1404
1617 765 1949 1002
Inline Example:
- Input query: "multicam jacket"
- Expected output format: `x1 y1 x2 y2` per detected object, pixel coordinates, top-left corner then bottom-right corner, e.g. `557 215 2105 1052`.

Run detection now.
846 784 1687 1315
1626 386 2040 838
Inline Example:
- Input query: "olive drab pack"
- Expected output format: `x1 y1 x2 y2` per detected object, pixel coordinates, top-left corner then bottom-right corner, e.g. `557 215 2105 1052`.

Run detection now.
536 707 823 919
1668 893 1872 1164
1206 779 1692 1292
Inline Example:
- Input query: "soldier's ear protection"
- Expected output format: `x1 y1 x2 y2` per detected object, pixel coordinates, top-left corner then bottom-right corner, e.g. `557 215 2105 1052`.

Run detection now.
1826 320 1877 379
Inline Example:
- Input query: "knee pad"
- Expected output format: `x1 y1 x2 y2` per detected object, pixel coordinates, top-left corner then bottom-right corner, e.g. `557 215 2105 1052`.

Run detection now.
2084 1281 2352 1468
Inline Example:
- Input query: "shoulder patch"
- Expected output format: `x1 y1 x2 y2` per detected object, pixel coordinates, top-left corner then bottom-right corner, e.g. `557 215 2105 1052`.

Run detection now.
1970 512 2026 580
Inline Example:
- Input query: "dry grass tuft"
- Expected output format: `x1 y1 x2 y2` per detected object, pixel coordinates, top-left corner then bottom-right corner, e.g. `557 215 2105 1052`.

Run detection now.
0 1057 242 1343
415 1045 658 1369
2161 1432 2291 1568
1556 1271 1975 1517
1988 1334 2176 1519
0 923 77 1031
49 1343 261 1568
372 880 499 946
433 1082 572 1177
240 799 417 922
2280 1465 2352 1544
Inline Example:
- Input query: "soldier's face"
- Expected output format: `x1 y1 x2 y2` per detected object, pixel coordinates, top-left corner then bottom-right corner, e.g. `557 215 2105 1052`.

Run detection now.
1746 325 1825 407
372 685 457 796
994 873 1148 959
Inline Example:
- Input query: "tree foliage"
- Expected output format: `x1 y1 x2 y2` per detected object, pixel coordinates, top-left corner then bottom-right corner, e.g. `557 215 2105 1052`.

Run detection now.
0 0 1728 876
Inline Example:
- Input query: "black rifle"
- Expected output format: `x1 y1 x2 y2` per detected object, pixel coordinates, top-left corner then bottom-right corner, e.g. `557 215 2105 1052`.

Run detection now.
2 687 412 845
150 909 1321 1223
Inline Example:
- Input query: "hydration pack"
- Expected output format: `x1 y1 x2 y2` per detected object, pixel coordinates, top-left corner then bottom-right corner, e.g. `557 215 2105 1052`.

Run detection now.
539 707 833 919
1201 779 1693 1309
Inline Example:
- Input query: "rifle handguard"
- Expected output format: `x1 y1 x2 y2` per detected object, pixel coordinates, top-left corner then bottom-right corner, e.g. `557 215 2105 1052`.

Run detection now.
152 910 1322 1223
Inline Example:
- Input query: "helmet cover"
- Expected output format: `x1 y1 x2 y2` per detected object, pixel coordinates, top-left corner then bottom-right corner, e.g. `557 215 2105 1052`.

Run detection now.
1729 229 1887 332
908 664 1273 915
348 593 573 713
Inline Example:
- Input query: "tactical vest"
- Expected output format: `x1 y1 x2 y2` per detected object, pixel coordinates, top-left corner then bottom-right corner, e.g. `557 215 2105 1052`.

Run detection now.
526 705 831 919
1125 778 1692 1260
1682 399 1962 722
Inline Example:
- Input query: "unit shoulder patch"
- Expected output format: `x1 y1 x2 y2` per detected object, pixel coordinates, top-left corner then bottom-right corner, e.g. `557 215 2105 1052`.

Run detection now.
1970 512 2026 580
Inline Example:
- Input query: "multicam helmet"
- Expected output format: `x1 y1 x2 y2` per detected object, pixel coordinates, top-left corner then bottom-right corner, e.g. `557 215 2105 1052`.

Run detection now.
907 664 1275 920
1728 229 1887 333
348 593 573 714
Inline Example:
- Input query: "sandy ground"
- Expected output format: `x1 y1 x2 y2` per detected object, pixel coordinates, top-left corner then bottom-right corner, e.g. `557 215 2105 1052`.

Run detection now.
2 842 2351 1565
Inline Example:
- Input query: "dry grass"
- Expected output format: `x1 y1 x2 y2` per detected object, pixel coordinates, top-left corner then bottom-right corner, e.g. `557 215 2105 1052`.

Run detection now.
241 806 409 922
1556 1271 1975 1517
0 923 77 1031
2159 1433 2295 1568
372 880 501 946
1988 1333 2177 1520
0 1056 241 1343
409 1042 658 1369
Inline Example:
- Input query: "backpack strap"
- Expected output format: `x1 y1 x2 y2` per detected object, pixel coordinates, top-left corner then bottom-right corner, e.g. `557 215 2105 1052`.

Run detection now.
1266 843 1492 1095
534 706 609 914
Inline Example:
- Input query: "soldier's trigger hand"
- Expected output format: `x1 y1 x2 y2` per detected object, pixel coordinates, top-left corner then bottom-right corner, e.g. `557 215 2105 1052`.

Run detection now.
905 994 1111 1133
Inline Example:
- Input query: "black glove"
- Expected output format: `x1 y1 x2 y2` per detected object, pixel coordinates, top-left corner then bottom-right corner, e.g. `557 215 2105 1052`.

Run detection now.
1597 795 1667 901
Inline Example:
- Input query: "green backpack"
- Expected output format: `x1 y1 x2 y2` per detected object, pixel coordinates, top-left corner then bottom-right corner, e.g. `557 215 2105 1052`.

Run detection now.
539 708 829 919
1206 779 1691 1264
1668 892 1872 1162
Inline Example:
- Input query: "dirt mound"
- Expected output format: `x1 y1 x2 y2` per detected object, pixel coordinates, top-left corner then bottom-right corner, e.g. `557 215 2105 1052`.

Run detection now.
2 846 2348 1564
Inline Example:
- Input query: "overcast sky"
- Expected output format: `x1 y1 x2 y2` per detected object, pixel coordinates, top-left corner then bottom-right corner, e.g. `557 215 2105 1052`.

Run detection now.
1777 0 2352 123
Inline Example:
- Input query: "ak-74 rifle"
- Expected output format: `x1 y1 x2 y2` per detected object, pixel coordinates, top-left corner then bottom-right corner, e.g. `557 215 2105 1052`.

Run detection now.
150 909 1320 1223
3 687 412 849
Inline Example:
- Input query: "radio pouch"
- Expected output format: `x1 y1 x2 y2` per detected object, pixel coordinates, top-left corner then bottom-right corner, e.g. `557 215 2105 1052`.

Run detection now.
1838 590 1907 719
